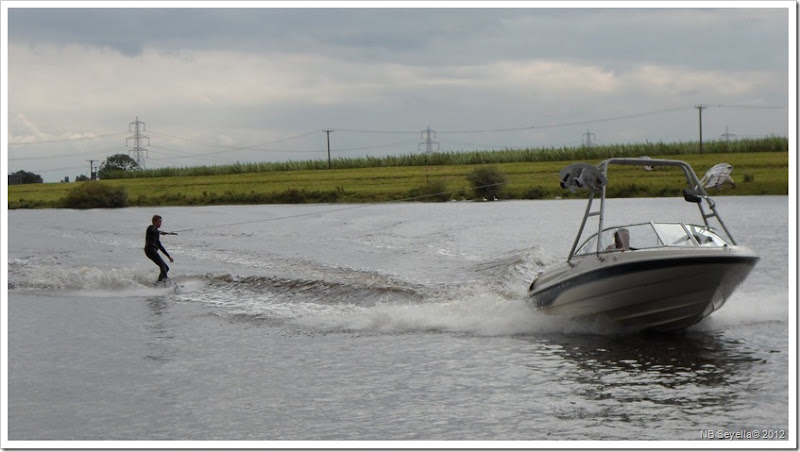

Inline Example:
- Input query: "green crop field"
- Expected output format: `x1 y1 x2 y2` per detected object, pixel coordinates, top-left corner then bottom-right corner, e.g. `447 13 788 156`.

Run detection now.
8 147 790 209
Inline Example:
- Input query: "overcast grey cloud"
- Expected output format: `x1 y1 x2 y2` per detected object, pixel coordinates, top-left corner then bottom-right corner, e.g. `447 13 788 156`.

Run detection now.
4 2 793 182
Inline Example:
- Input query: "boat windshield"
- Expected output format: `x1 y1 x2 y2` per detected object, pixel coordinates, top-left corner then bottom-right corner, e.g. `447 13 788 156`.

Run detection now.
575 223 728 255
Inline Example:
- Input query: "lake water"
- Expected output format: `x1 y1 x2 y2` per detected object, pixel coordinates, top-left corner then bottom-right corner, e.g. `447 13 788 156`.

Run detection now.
4 196 793 447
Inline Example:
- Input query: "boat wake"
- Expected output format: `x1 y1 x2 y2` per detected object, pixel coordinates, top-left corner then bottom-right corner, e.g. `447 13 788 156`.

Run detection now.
8 245 782 337
9 262 165 294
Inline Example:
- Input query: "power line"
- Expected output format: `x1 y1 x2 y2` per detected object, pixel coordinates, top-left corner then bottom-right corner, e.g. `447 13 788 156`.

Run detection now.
8 163 90 174
8 104 784 150
338 109 668 135
335 128 418 134
331 138 413 153
438 126 534 134
718 104 786 109
148 128 321 150
150 140 322 157
535 106 691 130
8 145 127 161
8 131 128 146
145 144 236 164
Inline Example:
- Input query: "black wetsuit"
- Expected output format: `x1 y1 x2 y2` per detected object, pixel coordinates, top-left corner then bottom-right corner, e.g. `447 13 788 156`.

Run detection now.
144 225 171 281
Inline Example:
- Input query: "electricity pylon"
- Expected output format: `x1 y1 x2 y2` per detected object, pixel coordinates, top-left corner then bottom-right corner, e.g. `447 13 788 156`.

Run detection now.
418 126 440 185
127 116 150 169
418 125 440 154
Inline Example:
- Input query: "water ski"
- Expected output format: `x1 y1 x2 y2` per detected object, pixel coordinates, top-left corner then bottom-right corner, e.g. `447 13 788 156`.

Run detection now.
154 278 183 292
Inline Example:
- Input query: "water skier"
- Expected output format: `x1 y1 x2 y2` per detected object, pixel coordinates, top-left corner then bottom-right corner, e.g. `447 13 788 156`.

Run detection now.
144 215 174 283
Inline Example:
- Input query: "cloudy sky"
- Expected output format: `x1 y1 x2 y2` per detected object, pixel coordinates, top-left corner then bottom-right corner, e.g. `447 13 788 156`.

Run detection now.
3 1 793 182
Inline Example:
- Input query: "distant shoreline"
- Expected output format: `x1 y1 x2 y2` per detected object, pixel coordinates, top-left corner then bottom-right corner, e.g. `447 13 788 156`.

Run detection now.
8 150 790 209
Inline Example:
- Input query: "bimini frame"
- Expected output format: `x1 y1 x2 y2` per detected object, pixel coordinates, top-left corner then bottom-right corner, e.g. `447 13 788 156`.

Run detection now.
566 158 737 262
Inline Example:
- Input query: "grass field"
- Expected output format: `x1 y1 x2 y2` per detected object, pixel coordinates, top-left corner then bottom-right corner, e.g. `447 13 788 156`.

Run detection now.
8 150 789 209
99 136 789 178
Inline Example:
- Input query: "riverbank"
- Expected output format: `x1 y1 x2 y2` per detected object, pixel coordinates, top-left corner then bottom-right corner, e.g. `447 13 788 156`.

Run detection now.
7 151 789 209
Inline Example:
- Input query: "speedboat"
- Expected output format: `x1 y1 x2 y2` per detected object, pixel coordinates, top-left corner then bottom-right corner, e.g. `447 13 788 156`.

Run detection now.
528 157 759 332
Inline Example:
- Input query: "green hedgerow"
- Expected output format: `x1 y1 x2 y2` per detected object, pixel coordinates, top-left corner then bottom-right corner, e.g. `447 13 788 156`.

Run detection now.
61 181 129 209
466 166 508 200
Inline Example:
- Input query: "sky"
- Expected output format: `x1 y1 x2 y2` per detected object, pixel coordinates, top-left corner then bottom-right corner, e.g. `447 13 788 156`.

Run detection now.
2 1 795 182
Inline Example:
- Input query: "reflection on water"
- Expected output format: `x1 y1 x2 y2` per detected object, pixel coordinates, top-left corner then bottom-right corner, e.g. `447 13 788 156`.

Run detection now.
550 330 760 379
525 331 762 424
145 297 175 362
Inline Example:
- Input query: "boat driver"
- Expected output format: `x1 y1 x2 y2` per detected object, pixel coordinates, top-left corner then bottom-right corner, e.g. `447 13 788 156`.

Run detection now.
607 228 630 251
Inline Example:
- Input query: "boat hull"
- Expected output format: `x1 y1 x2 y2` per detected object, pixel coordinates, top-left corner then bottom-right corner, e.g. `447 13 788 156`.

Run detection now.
528 247 759 332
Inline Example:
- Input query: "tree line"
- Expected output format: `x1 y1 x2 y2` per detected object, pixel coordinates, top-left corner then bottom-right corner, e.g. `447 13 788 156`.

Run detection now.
8 154 139 184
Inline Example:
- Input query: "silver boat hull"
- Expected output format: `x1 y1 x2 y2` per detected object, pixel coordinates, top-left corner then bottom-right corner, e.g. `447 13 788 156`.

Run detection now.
528 247 759 332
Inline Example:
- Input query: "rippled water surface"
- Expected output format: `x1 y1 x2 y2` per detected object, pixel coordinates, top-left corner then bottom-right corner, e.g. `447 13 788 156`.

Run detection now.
5 197 792 445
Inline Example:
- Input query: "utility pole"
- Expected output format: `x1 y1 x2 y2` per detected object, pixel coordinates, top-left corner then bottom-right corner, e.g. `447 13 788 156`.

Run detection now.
126 116 150 168
695 105 707 154
87 160 97 180
323 129 334 169
582 129 596 147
